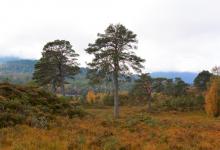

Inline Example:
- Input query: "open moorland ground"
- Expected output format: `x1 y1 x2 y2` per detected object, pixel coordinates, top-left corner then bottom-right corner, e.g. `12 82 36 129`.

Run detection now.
0 106 220 150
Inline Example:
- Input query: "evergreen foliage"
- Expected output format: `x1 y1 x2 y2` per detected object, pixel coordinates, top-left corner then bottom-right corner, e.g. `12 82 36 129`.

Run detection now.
33 40 80 95
194 70 213 91
85 24 145 118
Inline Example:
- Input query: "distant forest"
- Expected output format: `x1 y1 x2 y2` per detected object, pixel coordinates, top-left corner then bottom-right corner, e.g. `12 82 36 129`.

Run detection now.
0 57 198 97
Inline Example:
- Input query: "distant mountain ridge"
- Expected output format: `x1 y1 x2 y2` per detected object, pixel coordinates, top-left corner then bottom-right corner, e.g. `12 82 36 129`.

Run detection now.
0 56 20 64
0 57 198 84
0 58 37 74
150 72 198 84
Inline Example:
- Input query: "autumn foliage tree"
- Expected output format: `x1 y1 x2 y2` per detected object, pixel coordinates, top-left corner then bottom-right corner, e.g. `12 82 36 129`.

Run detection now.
205 77 220 117
86 90 96 104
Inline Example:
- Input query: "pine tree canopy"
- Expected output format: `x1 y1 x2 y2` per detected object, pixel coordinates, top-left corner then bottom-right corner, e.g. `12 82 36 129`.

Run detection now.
85 24 145 81
33 40 80 94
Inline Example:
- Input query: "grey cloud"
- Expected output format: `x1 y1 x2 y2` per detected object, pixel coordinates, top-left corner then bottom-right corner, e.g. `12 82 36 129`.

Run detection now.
0 0 219 71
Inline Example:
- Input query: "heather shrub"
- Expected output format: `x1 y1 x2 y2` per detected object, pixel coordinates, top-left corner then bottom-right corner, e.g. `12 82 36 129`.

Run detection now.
27 114 52 129
0 83 86 128
102 93 129 106
102 94 114 106
154 94 204 111
0 112 25 128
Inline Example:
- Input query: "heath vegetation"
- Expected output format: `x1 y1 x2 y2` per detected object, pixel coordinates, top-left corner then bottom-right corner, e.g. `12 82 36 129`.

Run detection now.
0 23 220 150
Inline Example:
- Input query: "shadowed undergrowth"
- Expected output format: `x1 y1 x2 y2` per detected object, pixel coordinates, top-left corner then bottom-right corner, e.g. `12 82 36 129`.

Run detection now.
0 83 86 128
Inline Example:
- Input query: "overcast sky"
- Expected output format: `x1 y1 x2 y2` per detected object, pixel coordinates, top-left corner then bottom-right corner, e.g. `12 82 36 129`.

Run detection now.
0 0 220 72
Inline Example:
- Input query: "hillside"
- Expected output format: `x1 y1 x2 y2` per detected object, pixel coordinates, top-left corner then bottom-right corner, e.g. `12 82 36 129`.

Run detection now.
0 56 20 64
0 59 37 73
0 58 37 84
150 72 198 84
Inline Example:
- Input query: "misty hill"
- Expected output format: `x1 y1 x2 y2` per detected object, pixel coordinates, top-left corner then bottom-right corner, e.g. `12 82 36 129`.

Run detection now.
0 59 37 73
150 72 198 84
0 58 198 84
0 56 20 64
0 58 37 84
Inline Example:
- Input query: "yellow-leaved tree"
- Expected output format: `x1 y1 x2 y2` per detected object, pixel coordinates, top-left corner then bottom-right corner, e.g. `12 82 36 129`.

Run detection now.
205 77 220 117
86 90 96 104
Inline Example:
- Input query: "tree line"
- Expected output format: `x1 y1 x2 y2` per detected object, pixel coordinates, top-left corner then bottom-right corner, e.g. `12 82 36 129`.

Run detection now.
33 24 145 118
32 23 220 118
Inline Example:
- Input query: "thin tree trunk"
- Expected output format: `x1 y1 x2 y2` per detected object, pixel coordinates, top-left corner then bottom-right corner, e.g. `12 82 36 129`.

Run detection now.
145 83 152 113
60 64 65 96
60 78 65 96
113 71 119 118
147 95 152 112
51 79 56 94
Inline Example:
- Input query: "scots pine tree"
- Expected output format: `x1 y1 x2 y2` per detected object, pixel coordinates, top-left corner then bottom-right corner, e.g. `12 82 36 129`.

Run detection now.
33 40 80 95
85 24 145 118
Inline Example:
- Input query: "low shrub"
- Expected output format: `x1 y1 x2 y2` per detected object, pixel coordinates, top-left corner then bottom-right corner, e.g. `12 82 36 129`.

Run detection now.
0 83 87 128
0 112 25 128
27 114 51 129
102 93 129 106
154 95 204 111
67 107 87 118
102 94 114 106
125 114 159 129
102 136 119 150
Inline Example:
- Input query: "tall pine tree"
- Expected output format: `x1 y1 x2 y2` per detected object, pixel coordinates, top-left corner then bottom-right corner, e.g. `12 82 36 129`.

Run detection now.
33 40 79 95
85 24 145 118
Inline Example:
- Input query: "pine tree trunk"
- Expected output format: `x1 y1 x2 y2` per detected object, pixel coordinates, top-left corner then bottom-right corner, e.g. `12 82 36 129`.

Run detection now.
113 71 119 118
145 84 152 112
147 96 152 112
60 64 65 96
60 78 65 96
51 80 56 94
